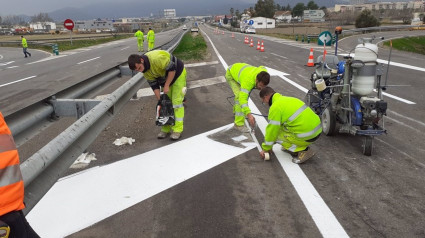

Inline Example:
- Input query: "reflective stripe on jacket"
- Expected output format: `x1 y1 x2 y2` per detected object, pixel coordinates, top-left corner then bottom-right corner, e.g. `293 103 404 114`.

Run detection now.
21 38 28 48
0 112 25 216
228 63 267 115
147 30 155 42
262 93 322 151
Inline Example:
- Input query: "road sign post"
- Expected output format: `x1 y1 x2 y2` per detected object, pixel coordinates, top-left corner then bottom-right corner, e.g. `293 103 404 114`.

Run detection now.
64 19 75 45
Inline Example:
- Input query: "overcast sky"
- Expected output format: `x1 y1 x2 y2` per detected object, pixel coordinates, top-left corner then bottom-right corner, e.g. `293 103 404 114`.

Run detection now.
1 0 259 16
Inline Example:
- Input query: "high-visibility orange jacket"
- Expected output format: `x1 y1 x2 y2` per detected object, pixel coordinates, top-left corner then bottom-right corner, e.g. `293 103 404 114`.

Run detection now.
0 112 25 216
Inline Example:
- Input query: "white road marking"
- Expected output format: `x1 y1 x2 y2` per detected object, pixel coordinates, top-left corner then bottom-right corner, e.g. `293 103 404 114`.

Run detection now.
0 75 36 88
0 61 15 66
203 28 350 238
373 89 415 104
0 54 3 59
339 53 425 72
6 66 18 69
77 57 100 65
27 124 255 238
27 55 68 65
271 53 288 59
185 61 219 67
120 46 130 50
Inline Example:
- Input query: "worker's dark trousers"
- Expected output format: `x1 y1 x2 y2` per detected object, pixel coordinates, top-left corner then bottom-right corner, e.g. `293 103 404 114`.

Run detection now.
0 210 40 238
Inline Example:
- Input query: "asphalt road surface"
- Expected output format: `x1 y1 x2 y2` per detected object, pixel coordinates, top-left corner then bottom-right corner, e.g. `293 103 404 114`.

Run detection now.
5 25 425 237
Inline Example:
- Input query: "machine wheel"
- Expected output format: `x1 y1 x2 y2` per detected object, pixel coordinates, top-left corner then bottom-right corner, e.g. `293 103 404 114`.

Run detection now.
362 136 374 156
321 107 336 136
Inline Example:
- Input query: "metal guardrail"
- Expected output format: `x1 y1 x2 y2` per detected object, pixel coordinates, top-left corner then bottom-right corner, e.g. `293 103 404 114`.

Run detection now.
5 29 187 214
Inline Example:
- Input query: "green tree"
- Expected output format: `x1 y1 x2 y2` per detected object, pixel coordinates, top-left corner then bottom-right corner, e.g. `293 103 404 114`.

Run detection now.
276 4 281 11
235 9 241 19
292 3 305 17
355 9 380 28
230 7 234 16
306 1 319 10
286 4 291 11
254 0 276 18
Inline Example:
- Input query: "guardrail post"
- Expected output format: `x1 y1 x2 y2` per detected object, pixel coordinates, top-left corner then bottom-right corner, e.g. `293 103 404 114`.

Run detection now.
295 34 298 41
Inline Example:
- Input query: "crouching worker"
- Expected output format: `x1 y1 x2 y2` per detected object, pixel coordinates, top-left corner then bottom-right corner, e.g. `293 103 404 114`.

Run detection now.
128 50 187 140
259 87 322 164
225 63 270 130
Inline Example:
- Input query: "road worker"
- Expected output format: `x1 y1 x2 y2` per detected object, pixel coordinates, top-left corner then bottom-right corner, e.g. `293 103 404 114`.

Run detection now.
21 36 31 58
0 112 40 237
128 50 186 140
147 27 155 51
134 29 144 52
225 63 270 131
259 87 322 164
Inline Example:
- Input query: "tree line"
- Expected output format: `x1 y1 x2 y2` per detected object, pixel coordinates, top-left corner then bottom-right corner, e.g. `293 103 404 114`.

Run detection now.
0 12 53 26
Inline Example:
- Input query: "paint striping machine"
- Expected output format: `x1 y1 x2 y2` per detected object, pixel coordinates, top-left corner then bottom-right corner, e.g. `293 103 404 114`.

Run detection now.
305 28 389 156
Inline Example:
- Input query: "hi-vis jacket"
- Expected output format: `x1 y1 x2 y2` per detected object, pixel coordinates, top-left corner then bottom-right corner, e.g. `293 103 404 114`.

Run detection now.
21 37 28 48
262 93 322 151
134 30 144 40
228 63 267 116
0 112 25 216
147 29 155 43
143 50 184 91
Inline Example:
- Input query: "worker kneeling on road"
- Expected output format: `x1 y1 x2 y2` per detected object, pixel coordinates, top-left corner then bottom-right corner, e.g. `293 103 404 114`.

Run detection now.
225 63 270 131
128 50 186 140
259 87 322 164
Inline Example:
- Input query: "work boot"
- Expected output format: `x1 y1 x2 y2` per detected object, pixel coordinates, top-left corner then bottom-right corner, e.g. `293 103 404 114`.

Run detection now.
292 148 315 164
232 124 250 133
170 132 181 140
281 147 298 156
157 131 169 139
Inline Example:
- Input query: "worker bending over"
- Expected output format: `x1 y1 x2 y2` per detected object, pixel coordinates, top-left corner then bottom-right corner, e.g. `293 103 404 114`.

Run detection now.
128 50 186 140
225 63 270 130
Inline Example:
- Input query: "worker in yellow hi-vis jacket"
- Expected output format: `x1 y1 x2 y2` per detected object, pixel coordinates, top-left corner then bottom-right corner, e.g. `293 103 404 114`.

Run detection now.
134 29 144 52
147 27 155 51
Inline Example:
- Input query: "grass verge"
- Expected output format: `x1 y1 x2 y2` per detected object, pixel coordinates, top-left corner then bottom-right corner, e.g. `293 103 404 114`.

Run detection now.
383 36 425 55
173 32 207 61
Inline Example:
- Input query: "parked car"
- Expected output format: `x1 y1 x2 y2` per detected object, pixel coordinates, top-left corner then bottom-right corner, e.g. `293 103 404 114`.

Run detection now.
245 26 256 34
183 25 187 30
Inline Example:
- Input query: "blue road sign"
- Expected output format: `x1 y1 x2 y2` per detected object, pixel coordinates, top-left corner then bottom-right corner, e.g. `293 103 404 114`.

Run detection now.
249 20 254 25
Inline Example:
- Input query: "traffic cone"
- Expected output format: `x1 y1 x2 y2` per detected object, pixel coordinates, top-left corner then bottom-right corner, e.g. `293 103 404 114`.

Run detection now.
256 40 260 50
245 36 248 44
222 31 224 35
232 32 235 38
250 38 254 47
260 41 265 52
307 48 314 67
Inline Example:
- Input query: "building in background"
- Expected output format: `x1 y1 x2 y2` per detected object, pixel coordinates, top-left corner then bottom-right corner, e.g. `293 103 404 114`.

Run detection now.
242 17 275 29
29 22 56 32
274 11 292 23
164 9 176 18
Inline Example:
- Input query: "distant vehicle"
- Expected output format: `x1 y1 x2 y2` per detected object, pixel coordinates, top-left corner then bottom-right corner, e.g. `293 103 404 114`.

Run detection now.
191 27 199 33
241 26 256 34
183 25 187 30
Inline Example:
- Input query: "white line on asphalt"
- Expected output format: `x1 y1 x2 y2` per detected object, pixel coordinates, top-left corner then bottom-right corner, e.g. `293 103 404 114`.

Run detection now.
387 109 425 128
271 53 288 59
6 66 19 69
27 124 256 238
0 54 3 59
120 46 130 50
0 61 15 66
203 28 350 238
185 61 219 67
27 55 68 65
0 75 36 88
374 90 415 104
77 57 100 65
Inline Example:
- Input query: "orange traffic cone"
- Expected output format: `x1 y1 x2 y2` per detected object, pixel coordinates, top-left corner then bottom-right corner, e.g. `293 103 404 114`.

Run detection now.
245 36 248 44
222 31 224 35
250 38 254 47
260 41 265 52
307 48 314 67
232 32 235 38
256 40 260 50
